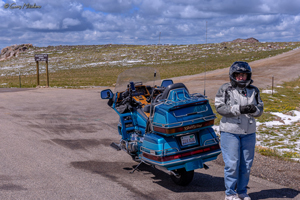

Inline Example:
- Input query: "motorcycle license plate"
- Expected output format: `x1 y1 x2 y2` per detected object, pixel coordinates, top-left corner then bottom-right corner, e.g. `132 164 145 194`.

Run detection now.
181 134 196 146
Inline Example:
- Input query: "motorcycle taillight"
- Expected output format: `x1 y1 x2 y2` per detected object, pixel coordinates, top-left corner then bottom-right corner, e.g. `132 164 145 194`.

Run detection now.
143 144 220 162
153 120 214 134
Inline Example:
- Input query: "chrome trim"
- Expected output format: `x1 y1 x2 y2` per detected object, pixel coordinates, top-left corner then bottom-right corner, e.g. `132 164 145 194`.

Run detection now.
163 99 203 106
140 146 164 155
140 146 180 156
172 105 208 118
164 147 179 155
142 150 221 166
204 138 218 146
203 115 216 121
175 130 199 137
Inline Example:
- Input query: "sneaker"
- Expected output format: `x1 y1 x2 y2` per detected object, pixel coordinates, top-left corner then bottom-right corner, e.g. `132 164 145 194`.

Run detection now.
225 194 241 200
238 193 251 200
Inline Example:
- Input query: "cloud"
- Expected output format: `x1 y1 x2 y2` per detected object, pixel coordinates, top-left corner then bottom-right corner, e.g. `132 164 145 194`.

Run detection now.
1 0 300 49
259 0 300 14
62 18 81 29
81 0 140 13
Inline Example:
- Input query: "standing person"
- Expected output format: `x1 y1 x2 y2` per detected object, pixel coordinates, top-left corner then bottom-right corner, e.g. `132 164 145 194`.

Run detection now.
215 61 264 200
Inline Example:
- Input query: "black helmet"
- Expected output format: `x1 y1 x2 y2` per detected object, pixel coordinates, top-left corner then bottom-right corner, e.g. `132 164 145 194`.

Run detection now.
229 61 252 88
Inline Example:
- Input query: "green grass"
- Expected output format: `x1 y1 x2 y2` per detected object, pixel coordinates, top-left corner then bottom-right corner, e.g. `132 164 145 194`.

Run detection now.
256 146 283 159
1 42 300 88
260 78 300 113
256 146 300 162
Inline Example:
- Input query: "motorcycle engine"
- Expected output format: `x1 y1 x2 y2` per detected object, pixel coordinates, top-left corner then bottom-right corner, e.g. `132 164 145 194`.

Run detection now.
120 133 143 154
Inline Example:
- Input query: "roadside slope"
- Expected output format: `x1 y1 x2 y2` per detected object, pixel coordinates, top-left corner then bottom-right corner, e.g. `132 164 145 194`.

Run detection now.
173 48 300 99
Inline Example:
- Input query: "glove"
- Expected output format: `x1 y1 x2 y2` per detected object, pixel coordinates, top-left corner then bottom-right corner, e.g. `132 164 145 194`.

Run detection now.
240 104 257 114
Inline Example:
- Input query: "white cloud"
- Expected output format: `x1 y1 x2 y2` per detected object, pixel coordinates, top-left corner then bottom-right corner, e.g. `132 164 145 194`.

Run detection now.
62 18 81 29
68 2 83 12
259 4 271 13
29 21 59 30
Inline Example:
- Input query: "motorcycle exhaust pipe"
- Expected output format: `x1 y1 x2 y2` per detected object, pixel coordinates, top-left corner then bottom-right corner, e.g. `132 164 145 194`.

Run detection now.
110 142 121 151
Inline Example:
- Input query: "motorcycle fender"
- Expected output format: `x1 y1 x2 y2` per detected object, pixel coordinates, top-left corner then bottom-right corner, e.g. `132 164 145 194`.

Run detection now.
184 159 203 171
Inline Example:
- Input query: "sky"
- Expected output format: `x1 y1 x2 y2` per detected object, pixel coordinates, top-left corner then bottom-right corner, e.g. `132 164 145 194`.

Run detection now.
1 0 300 49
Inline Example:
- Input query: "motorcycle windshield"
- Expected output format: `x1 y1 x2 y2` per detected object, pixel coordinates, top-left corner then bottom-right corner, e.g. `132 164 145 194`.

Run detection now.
114 67 161 93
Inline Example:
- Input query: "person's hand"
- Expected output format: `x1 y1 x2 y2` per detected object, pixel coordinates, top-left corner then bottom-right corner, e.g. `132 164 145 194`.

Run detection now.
240 104 257 114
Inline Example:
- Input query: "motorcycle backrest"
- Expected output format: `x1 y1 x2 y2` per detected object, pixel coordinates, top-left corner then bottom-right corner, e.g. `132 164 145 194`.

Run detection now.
167 88 190 101
160 83 189 100
101 89 113 99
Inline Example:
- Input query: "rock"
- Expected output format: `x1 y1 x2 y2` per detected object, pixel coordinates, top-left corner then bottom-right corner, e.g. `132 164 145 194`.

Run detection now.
227 37 260 43
0 44 33 61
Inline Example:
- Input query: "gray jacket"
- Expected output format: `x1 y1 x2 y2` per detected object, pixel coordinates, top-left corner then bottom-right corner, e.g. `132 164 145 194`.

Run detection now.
215 82 264 134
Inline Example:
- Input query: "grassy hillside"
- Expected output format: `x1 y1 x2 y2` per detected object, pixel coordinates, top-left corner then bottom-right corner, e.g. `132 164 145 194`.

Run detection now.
1 42 300 88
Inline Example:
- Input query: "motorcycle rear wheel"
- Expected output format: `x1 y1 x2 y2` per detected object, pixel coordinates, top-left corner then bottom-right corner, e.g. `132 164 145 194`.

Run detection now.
170 168 194 186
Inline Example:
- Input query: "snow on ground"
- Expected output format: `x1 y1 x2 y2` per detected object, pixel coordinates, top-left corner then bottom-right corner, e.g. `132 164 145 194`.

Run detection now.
257 111 300 126
1 65 27 71
85 59 144 67
213 110 300 161
262 89 277 94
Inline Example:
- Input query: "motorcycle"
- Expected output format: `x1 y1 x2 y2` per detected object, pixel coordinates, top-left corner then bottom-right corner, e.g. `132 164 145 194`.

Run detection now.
100 67 221 186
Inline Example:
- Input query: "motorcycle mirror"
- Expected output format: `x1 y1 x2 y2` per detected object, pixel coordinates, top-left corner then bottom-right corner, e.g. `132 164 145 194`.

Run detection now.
101 89 113 99
129 82 136 92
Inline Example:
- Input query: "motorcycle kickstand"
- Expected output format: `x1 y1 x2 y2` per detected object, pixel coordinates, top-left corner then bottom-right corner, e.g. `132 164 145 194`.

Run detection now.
130 160 145 174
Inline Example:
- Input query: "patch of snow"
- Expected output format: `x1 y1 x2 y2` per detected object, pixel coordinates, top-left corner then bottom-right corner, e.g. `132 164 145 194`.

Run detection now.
257 111 300 127
0 65 26 70
127 60 144 63
256 109 300 160
85 59 144 67
262 89 277 94
86 62 107 66
269 111 300 125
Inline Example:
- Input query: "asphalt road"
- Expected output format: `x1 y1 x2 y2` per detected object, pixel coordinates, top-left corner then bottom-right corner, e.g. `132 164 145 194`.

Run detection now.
0 88 299 200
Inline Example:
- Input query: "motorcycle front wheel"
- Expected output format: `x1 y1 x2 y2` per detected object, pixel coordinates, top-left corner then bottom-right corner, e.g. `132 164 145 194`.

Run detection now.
170 168 194 186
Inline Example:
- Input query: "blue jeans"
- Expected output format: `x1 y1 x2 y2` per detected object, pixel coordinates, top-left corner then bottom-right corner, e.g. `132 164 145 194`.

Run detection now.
220 132 256 196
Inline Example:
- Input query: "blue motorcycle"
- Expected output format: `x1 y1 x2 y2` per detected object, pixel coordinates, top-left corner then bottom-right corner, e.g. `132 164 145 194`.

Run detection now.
101 67 221 186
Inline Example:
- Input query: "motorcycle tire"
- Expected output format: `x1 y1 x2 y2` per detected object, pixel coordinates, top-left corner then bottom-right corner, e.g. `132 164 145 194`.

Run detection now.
170 168 194 186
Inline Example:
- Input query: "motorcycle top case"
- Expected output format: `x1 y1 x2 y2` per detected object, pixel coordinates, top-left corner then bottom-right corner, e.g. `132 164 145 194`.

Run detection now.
151 88 216 136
